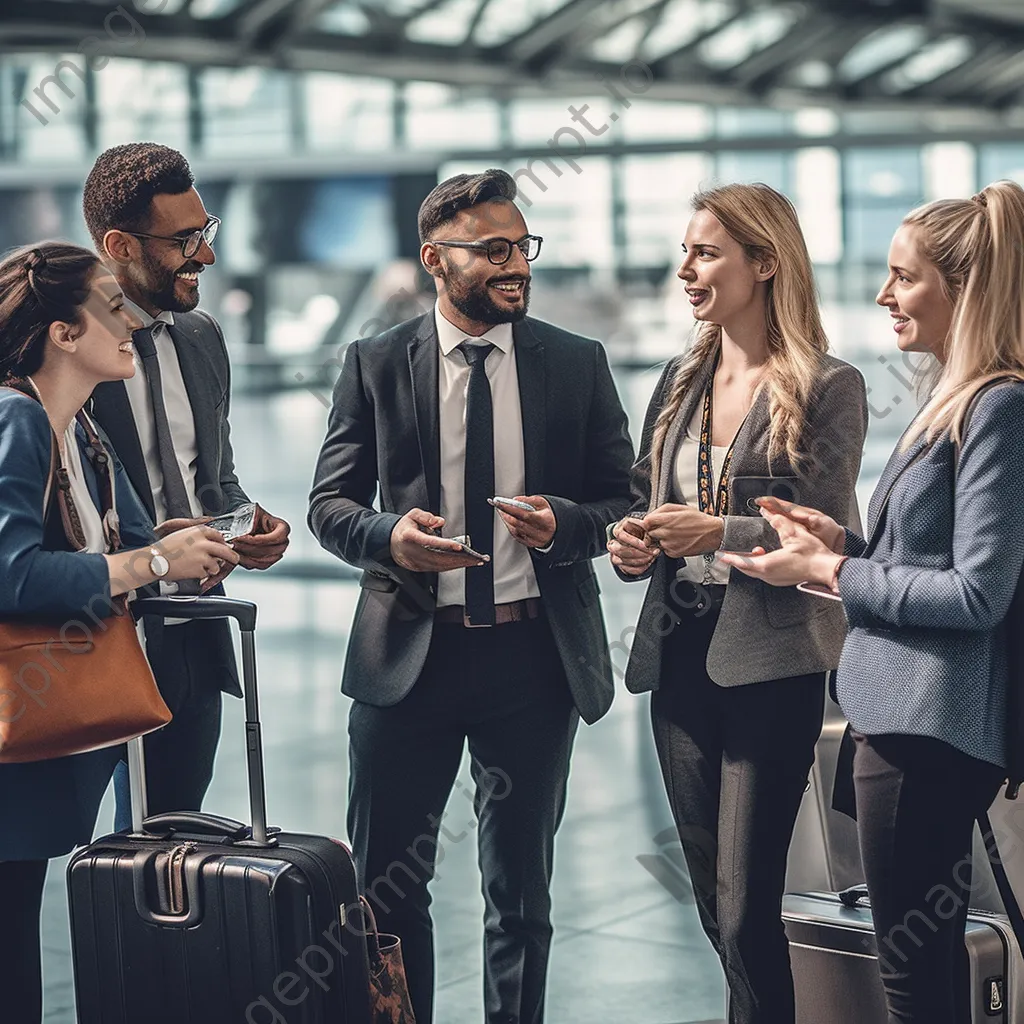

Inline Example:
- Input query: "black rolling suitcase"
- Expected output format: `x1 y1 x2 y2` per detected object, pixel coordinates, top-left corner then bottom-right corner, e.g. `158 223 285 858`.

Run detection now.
784 889 1023 1023
67 596 374 1024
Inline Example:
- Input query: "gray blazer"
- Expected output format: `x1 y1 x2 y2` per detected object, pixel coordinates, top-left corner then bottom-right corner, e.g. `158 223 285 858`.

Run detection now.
620 351 868 691
836 381 1024 768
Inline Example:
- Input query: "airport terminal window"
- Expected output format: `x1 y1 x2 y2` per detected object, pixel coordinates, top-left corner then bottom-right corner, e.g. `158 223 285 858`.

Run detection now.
17 54 90 164
202 67 293 157
979 143 1024 187
715 149 791 192
404 83 501 150
620 100 711 142
509 97 619 146
96 60 189 152
794 147 842 266
305 73 394 152
922 141 976 200
843 146 922 265
621 153 713 268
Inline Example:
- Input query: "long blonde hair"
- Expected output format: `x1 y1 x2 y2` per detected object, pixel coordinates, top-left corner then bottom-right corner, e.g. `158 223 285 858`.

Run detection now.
901 180 1024 449
649 183 829 491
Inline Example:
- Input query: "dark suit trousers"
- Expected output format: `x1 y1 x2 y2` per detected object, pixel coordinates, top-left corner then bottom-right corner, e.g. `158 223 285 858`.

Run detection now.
852 732 1004 1024
650 596 826 1024
0 858 48 1024
113 621 224 830
347 612 579 1024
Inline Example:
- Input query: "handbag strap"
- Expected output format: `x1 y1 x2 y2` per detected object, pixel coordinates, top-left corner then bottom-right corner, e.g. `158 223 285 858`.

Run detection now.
978 809 1024 952
358 895 384 968
2 380 120 552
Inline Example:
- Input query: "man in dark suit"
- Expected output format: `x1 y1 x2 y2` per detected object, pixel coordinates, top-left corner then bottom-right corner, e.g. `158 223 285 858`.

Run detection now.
82 143 291 825
308 169 634 1024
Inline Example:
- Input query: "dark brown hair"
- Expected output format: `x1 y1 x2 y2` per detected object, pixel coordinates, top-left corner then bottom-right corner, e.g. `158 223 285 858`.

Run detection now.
0 242 102 385
417 169 517 242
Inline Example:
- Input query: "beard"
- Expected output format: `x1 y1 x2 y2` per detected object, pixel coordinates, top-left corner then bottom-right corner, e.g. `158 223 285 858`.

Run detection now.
135 250 202 314
440 265 530 325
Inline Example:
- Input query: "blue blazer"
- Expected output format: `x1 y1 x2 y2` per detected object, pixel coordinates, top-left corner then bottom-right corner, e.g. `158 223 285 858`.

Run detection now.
836 382 1024 769
0 388 155 860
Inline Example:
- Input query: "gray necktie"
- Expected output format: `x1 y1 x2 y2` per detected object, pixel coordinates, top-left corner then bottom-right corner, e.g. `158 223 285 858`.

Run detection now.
134 325 200 594
133 325 194 522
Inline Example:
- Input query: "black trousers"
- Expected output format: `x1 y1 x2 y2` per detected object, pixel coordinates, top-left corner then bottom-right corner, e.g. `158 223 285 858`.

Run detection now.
113 621 224 831
347 613 578 1024
0 859 48 1024
853 731 1005 1024
650 592 826 1024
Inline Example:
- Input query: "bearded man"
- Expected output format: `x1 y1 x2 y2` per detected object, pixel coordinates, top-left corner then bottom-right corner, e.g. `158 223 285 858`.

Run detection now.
308 168 634 1024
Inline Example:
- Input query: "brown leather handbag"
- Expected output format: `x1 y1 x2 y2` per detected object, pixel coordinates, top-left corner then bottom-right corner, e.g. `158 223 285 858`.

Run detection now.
0 384 171 763
359 897 417 1024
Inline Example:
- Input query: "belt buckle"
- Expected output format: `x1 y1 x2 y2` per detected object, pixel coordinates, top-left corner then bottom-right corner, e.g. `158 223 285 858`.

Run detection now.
463 609 494 628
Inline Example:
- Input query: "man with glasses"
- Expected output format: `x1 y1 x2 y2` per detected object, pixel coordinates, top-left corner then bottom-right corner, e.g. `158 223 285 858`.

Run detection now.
309 168 634 1024
82 143 291 826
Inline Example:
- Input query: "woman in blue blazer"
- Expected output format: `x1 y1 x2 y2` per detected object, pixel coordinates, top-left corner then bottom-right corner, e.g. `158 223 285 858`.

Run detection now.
722 180 1024 1023
0 242 239 1023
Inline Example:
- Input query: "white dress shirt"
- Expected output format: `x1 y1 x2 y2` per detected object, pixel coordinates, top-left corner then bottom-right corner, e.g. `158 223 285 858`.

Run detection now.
672 404 731 585
122 298 203 523
434 305 542 609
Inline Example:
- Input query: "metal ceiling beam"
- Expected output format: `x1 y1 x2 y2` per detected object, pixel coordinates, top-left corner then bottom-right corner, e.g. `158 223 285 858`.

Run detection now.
505 0 607 64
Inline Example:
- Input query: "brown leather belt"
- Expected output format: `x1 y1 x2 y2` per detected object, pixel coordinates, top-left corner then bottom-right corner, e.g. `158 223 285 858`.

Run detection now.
435 597 544 627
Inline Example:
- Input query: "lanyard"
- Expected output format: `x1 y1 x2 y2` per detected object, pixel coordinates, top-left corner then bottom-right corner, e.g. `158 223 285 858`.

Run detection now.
697 382 737 517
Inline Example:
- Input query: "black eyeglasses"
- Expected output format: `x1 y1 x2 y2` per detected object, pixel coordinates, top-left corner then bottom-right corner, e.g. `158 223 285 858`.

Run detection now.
125 215 221 260
433 234 543 265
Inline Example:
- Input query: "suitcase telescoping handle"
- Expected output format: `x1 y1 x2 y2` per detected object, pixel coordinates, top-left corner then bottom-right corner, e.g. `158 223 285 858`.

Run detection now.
130 596 271 846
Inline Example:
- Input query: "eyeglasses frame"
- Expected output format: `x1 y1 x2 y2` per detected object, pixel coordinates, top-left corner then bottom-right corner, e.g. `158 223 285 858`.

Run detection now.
431 234 543 265
124 215 221 260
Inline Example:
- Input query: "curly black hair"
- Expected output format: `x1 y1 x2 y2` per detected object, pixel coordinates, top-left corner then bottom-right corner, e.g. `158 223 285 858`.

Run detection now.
417 168 518 243
82 143 195 249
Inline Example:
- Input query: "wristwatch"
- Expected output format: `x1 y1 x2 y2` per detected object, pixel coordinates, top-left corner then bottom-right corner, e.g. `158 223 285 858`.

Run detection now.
149 548 170 579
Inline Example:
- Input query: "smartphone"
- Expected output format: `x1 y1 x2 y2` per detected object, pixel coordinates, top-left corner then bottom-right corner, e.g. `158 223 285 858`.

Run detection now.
796 581 843 601
449 535 490 562
206 502 257 541
489 496 536 513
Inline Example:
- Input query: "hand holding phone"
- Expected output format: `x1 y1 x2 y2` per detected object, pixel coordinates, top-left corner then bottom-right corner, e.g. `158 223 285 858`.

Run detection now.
489 496 537 513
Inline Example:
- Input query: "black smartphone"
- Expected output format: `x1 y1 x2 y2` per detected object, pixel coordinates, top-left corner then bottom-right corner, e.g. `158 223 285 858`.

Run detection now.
728 476 800 515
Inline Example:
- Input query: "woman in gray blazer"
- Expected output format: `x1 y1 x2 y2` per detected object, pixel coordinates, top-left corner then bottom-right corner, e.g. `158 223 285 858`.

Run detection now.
607 183 867 1024
723 179 1024 1023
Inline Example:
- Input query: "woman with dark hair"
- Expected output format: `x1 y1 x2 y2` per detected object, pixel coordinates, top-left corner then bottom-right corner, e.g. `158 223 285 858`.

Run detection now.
0 241 239 1024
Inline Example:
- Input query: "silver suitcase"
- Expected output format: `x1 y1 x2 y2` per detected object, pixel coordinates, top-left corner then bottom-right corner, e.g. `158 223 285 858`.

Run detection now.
783 891 1023 1023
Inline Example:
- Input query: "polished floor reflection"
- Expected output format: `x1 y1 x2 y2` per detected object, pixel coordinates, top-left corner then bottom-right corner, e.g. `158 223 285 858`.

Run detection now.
40 344 900 1021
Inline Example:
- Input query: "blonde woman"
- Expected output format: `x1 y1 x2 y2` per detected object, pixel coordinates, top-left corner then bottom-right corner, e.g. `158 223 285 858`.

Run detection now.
722 181 1024 1023
608 183 867 1024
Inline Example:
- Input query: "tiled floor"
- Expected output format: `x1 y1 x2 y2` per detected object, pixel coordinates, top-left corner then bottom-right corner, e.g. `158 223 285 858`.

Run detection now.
39 341 902 1022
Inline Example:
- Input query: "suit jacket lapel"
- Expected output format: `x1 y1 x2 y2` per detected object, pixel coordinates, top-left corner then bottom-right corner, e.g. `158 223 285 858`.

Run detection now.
864 433 929 551
90 380 154 521
408 315 440 513
655 355 714 508
513 321 545 495
166 320 216 502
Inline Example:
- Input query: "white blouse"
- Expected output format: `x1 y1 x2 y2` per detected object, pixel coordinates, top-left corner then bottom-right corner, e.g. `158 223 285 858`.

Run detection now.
61 419 109 555
671 404 732 586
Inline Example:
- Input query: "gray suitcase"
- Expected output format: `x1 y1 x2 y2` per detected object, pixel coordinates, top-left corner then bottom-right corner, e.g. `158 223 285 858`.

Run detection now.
783 891 1023 1023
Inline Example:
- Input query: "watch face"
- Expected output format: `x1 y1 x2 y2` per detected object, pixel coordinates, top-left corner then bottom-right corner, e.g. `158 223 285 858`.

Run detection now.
150 553 170 579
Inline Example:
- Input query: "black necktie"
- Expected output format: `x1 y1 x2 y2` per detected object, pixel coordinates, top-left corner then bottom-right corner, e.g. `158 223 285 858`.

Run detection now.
133 325 194 522
459 342 495 626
